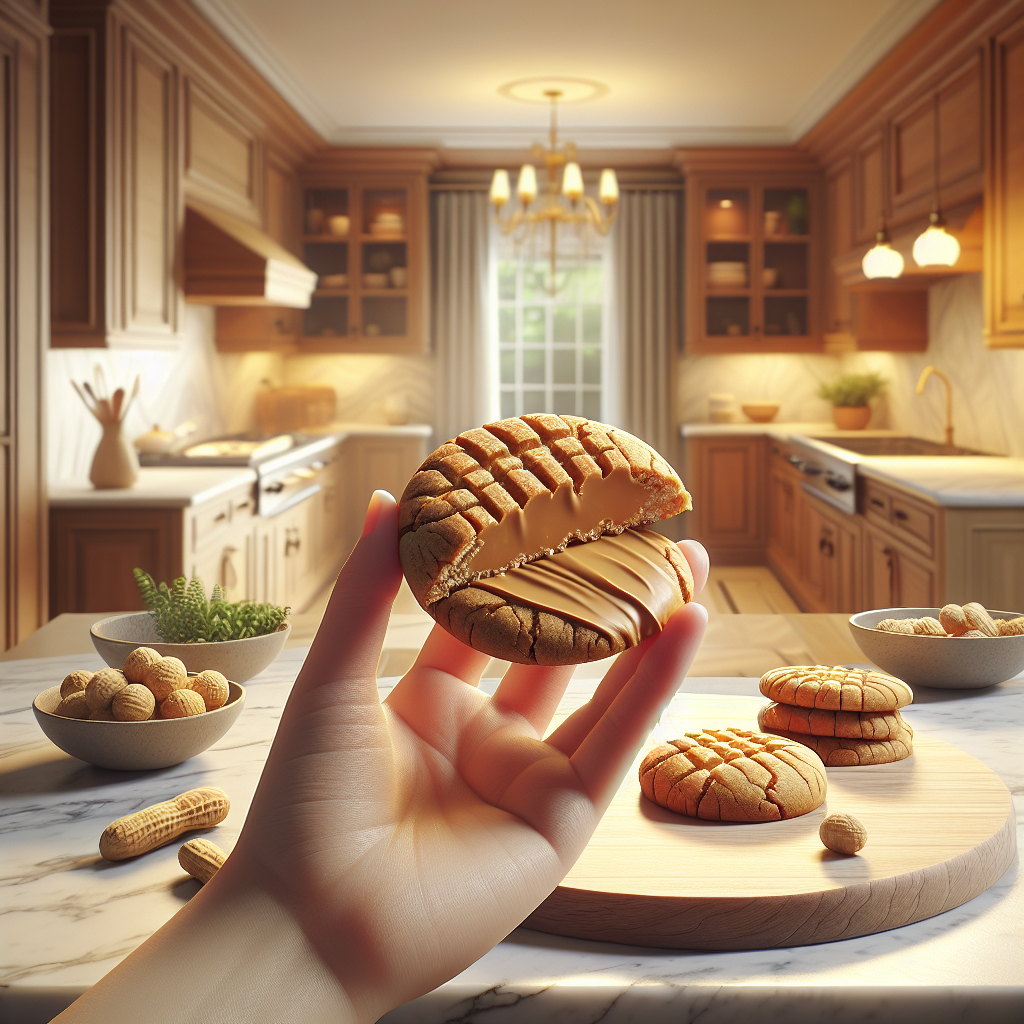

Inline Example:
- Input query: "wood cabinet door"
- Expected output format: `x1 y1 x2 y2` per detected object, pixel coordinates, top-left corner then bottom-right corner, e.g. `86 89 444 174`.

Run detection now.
687 437 766 561
984 16 1024 347
863 527 896 610
49 508 184 615
117 29 179 342
768 468 798 572
825 161 853 334
854 131 886 245
893 549 936 607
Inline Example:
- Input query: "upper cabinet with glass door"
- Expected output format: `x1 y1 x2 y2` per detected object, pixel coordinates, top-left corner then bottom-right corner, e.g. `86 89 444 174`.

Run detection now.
678 151 823 353
297 152 434 353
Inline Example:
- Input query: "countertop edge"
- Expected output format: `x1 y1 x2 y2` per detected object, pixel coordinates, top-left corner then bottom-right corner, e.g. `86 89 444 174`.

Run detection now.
49 468 258 508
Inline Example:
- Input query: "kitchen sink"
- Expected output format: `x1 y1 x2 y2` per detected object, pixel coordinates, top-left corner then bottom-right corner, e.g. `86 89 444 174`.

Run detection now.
812 436 1000 458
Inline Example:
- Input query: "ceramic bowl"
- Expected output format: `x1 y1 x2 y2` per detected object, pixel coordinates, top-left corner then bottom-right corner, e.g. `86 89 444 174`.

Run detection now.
741 401 780 423
363 272 389 289
90 613 290 682
33 681 245 770
849 607 1024 689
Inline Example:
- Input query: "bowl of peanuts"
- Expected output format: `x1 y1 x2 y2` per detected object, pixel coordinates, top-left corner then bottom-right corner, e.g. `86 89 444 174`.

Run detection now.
849 603 1024 689
32 648 246 770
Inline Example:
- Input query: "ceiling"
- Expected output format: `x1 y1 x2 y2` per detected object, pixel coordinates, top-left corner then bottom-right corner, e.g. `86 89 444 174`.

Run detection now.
193 0 944 149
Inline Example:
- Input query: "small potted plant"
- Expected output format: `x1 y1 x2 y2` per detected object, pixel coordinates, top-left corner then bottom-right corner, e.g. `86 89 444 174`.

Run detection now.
818 372 887 430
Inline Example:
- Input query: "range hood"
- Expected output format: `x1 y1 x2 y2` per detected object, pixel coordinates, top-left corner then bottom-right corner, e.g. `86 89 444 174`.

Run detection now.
184 201 317 308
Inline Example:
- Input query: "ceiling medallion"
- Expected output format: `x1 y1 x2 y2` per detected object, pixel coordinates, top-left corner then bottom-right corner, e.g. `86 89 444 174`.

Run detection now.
490 85 618 294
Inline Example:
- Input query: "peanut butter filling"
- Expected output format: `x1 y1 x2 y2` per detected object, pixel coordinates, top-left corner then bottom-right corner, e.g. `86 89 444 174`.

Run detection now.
472 528 684 646
465 465 652 576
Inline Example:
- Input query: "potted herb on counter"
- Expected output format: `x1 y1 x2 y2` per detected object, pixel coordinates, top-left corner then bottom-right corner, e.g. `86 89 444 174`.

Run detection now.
88 571 292 682
818 372 886 430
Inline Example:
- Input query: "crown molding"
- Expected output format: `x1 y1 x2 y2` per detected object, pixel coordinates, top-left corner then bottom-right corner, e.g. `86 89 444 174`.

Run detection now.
324 124 792 149
786 0 945 140
190 0 337 140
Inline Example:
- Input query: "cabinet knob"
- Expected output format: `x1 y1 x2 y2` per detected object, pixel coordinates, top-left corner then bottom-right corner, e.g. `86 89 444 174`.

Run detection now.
894 509 909 521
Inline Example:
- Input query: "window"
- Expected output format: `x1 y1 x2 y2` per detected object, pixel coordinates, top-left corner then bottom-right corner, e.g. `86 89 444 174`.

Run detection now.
494 233 609 421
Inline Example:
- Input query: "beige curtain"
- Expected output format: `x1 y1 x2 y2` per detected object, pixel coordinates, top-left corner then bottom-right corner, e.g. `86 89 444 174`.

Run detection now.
610 190 680 460
431 190 494 443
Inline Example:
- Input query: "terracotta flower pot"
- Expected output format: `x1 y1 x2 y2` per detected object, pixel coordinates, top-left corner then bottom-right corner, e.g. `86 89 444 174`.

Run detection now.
831 405 872 430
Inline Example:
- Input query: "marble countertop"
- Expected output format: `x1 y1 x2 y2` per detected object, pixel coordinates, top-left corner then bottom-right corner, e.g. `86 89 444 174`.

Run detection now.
856 458 1024 508
48 468 258 509
680 422 1023 508
1 644 1021 1024
305 421 433 440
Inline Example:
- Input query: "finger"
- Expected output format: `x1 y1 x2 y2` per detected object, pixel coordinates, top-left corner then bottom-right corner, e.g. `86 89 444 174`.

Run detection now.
679 539 710 596
490 662 576 735
544 643 647 756
570 601 708 811
291 490 402 698
403 623 491 688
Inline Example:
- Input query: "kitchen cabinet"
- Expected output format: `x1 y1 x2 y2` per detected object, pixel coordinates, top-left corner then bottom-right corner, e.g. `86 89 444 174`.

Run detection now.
1 1 48 648
983 14 1024 347
684 436 768 563
49 4 181 348
677 150 823 354
767 442 862 614
295 150 438 354
48 0 320 349
802 0 1022 348
49 479 258 616
862 524 937 609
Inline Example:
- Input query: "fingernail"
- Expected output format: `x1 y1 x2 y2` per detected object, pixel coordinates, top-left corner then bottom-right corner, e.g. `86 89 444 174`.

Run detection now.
360 490 388 538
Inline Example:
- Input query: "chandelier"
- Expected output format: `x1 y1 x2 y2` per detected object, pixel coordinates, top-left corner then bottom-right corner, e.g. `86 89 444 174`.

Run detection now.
489 89 619 293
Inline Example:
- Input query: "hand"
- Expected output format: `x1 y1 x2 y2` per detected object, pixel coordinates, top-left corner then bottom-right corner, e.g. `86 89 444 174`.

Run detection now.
57 492 708 1024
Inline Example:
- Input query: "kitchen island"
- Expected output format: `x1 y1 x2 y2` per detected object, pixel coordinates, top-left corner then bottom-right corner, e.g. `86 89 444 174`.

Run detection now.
1 614 1020 1024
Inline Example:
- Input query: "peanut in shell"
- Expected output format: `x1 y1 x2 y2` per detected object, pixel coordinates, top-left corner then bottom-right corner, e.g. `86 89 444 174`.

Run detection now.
144 657 189 701
85 668 128 712
111 683 156 721
60 670 93 699
123 646 162 684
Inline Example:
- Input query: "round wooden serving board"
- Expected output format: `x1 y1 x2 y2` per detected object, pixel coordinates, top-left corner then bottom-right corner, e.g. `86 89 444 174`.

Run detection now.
525 695 1016 950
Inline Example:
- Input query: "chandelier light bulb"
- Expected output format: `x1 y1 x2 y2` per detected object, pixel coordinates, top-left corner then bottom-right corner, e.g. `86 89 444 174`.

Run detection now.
862 243 904 279
561 161 584 202
516 164 537 205
912 213 960 267
599 168 619 205
489 169 510 208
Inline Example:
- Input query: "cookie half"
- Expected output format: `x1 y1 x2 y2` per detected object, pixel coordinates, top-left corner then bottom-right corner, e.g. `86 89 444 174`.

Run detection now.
759 665 913 712
638 728 827 822
758 702 909 741
399 415 693 665
761 721 915 767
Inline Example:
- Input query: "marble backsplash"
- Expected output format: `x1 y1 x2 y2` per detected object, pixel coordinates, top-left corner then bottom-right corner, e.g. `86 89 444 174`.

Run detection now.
678 274 1024 457
47 272 1023 482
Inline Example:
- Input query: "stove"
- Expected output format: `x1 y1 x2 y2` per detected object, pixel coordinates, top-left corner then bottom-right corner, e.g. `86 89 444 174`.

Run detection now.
139 432 337 516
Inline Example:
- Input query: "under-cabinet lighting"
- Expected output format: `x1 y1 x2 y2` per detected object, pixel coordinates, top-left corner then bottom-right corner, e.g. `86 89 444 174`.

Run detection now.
912 212 961 267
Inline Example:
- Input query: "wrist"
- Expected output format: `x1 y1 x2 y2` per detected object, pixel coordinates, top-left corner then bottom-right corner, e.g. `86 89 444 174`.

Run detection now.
55 861 364 1024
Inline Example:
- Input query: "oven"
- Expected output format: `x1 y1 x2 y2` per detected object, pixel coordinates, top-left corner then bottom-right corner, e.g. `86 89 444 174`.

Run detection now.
139 433 337 516
786 436 859 514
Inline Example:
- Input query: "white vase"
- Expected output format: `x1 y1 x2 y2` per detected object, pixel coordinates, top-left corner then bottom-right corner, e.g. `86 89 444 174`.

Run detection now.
90 422 140 489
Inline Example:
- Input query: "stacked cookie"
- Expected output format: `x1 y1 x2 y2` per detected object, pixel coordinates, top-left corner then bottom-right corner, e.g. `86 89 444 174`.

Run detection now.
757 666 914 767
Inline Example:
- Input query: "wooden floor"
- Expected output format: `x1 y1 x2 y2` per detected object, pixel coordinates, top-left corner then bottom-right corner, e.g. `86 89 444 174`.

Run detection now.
698 566 801 618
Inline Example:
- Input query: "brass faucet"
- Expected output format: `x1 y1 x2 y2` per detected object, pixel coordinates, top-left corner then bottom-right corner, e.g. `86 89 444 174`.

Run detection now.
915 365 954 447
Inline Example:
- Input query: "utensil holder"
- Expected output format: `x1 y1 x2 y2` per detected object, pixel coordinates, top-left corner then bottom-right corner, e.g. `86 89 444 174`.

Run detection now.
90 422 140 489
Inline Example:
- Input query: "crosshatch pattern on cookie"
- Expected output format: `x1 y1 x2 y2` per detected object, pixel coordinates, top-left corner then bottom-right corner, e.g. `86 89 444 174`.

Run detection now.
761 723 915 766
398 414 691 608
758 665 914 712
639 728 827 822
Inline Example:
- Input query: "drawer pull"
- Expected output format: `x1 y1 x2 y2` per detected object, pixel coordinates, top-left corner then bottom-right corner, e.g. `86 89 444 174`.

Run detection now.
894 509 909 521
214 512 227 523
870 497 885 509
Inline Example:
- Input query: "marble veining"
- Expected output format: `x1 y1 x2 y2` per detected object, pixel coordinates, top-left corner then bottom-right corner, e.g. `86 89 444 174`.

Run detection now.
1 650 1021 1023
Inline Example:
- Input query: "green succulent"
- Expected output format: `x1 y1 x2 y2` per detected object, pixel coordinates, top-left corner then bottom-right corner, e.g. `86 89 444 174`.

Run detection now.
818 372 887 408
133 569 290 643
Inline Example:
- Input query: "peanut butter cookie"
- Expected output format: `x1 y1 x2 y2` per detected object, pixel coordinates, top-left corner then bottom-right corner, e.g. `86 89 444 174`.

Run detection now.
399 415 693 665
758 665 913 712
638 728 827 822
760 720 914 766
757 701 909 741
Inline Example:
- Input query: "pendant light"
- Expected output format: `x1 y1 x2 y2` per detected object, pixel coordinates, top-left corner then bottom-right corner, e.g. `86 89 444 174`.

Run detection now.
913 94 961 267
862 222 905 279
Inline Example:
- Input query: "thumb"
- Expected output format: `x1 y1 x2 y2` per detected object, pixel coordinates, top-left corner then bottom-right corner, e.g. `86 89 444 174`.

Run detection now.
292 490 403 695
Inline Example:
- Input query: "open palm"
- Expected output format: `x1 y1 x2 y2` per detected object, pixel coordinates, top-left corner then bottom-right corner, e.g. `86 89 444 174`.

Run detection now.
225 491 708 1023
